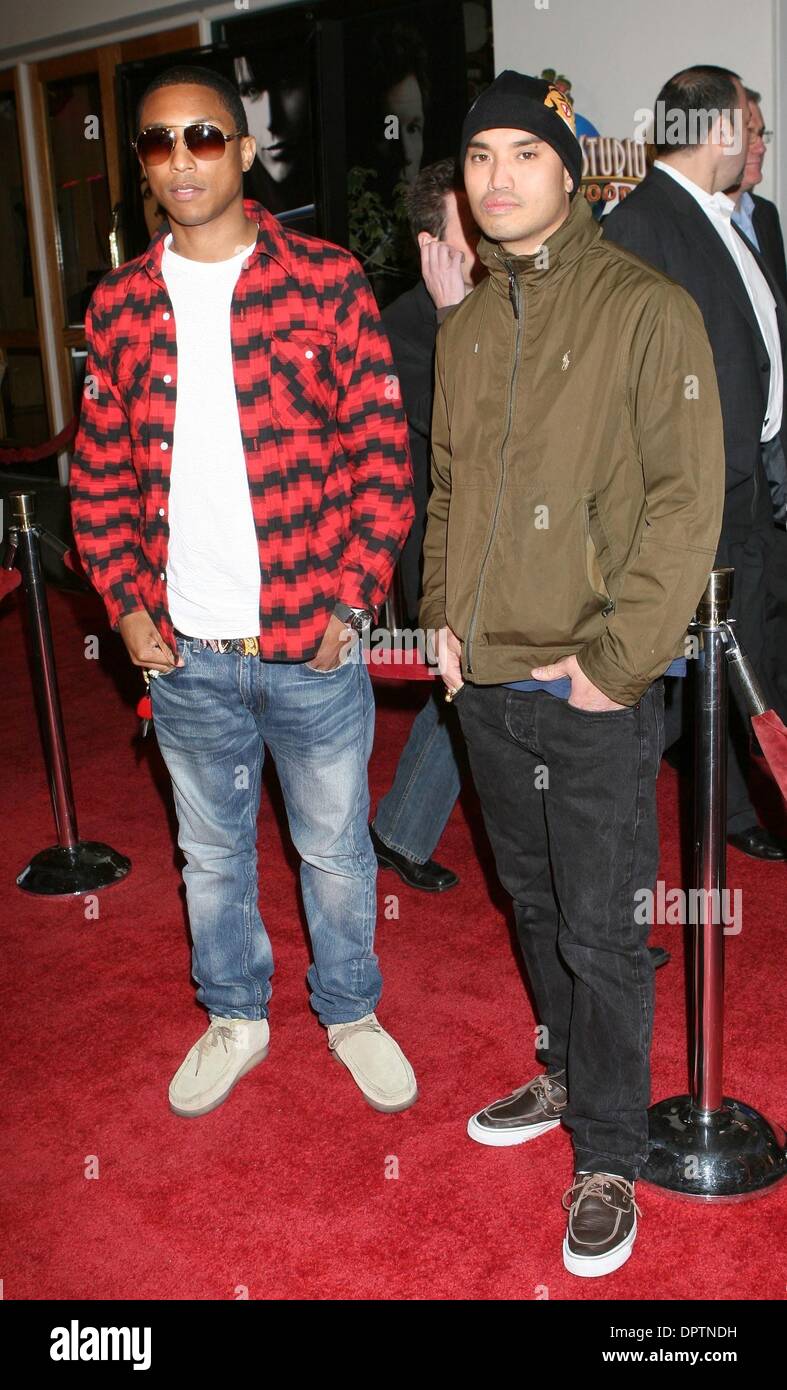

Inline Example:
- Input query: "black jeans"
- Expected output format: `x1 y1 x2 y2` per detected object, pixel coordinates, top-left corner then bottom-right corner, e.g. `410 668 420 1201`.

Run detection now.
455 679 665 1181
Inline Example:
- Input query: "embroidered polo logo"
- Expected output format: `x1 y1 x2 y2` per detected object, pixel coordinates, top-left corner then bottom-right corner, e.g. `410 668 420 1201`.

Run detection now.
561 350 571 371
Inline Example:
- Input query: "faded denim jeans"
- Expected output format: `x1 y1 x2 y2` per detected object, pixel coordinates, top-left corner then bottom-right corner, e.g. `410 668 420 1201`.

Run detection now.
150 633 381 1026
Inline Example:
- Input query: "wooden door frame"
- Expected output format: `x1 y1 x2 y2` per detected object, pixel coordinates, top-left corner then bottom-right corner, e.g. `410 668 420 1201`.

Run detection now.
4 24 199 473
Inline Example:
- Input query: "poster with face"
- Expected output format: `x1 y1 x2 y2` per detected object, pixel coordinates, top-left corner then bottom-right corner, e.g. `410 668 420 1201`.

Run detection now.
117 31 317 256
233 47 316 229
341 0 490 306
119 2 492 280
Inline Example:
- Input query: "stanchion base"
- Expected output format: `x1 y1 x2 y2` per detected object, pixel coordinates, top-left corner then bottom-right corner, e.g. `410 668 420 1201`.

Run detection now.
642 1094 786 1200
17 841 131 896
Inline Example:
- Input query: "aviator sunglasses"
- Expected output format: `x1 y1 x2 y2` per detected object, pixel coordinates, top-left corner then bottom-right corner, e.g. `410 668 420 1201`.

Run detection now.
134 122 245 165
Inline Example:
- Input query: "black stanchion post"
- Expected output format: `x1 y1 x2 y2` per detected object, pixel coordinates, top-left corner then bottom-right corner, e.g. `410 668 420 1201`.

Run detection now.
643 569 786 1197
4 490 131 895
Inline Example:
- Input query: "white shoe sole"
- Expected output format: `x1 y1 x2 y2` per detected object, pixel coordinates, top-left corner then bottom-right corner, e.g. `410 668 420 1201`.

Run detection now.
467 1113 562 1147
562 1219 637 1277
169 1043 269 1118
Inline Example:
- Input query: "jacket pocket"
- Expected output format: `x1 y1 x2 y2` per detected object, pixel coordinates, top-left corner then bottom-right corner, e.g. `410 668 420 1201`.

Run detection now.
475 491 612 650
270 329 337 431
583 494 615 614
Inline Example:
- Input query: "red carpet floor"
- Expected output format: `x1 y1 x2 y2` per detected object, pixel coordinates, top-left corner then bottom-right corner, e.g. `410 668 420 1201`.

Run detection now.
2 585 785 1301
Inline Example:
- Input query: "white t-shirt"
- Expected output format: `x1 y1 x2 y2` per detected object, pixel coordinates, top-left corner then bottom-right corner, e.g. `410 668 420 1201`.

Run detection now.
161 232 261 637
654 160 783 441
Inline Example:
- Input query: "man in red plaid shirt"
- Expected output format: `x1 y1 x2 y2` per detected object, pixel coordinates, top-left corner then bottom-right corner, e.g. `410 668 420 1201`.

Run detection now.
70 65 416 1119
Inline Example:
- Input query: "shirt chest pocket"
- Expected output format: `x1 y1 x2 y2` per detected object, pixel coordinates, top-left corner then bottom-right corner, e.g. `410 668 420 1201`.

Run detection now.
269 329 337 431
111 339 150 410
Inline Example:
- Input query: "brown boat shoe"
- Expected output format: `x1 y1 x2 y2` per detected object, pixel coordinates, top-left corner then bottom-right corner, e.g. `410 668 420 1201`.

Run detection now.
467 1068 568 1147
562 1171 642 1277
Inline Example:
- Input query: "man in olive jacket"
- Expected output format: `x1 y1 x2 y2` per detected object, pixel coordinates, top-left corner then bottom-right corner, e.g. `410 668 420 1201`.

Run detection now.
419 72 725 1278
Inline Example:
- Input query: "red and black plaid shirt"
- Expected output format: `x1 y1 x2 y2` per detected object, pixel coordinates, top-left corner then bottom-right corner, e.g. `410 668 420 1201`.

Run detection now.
69 199 414 659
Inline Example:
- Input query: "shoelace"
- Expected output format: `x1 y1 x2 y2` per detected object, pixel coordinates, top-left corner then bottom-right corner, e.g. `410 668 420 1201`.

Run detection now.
194 1024 241 1076
561 1172 643 1217
503 1072 565 1108
328 1017 381 1052
531 1074 565 1108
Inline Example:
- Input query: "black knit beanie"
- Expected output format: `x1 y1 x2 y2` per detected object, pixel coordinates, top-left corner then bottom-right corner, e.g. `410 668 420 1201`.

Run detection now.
459 70 583 197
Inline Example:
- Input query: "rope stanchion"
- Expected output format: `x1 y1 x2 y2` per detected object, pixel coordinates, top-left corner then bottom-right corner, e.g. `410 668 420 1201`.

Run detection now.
3 490 130 896
0 417 77 465
723 624 787 800
643 569 786 1198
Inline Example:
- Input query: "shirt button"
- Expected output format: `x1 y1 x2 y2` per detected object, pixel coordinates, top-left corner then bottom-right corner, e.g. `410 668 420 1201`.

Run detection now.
160 441 169 450
158 507 165 516
305 349 314 359
159 571 166 581
163 311 171 320
163 373 172 383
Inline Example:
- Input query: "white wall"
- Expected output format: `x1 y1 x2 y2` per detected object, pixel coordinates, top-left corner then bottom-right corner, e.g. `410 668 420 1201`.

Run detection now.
492 0 781 213
0 0 295 63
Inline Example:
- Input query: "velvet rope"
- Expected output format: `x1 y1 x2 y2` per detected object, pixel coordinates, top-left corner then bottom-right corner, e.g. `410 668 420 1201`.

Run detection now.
0 417 77 464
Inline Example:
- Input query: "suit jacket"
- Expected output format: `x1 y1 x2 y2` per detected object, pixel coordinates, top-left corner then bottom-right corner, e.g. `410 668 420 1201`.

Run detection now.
603 167 787 547
382 279 438 624
752 194 787 303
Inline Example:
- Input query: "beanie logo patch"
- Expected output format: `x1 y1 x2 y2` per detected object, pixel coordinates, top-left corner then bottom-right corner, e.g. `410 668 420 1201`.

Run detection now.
544 86 576 134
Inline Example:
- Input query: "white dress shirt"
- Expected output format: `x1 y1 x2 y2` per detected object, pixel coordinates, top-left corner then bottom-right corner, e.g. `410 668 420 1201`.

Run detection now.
654 159 783 441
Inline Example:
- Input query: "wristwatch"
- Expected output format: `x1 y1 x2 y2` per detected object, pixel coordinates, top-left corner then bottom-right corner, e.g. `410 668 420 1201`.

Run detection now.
333 601 375 632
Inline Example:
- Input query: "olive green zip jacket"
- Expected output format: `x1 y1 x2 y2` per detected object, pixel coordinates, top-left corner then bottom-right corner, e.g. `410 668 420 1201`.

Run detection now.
419 192 726 705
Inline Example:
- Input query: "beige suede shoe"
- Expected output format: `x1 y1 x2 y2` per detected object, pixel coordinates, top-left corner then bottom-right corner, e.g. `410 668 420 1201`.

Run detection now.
169 1016 270 1118
327 1013 417 1112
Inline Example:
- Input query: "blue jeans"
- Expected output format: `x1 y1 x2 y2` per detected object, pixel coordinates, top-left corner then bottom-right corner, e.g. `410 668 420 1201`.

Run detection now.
149 634 381 1025
373 684 463 862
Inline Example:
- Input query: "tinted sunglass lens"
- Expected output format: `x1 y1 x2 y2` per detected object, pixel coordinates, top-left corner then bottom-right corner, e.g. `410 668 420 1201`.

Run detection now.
136 129 175 164
184 124 227 159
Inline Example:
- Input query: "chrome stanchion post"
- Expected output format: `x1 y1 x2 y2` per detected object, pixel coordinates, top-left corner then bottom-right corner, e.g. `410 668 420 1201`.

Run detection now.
691 569 729 1116
5 491 131 895
643 569 786 1198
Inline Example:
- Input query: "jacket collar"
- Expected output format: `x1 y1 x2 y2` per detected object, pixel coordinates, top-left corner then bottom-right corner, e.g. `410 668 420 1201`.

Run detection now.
476 191 601 291
141 198 295 282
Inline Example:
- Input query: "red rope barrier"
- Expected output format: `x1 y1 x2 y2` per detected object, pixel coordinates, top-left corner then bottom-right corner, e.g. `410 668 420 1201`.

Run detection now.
0 417 77 464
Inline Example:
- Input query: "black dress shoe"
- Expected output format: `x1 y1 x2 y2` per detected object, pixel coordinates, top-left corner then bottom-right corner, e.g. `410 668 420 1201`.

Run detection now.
649 945 671 969
728 826 787 861
369 823 459 891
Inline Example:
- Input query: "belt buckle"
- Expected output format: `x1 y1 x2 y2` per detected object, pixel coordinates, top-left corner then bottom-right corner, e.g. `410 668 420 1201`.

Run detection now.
217 635 260 656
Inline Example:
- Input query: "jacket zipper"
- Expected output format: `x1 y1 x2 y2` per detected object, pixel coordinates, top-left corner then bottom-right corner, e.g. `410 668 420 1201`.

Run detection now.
465 265 524 674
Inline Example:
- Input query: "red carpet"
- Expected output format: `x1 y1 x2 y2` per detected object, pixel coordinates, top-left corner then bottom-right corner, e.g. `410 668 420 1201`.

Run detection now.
2 584 785 1301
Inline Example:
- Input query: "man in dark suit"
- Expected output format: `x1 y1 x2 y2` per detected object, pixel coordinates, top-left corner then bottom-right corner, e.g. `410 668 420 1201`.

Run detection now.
728 89 787 719
729 90 787 301
604 65 787 859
